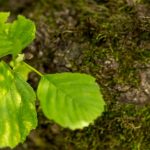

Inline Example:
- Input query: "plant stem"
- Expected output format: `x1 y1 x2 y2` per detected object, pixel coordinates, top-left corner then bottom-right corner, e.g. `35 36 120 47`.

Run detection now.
24 62 43 77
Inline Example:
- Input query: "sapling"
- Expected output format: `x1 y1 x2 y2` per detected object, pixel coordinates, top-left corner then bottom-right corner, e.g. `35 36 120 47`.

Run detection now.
0 12 105 148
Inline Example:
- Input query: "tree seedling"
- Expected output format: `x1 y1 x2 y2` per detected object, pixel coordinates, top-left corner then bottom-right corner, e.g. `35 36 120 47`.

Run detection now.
0 12 105 148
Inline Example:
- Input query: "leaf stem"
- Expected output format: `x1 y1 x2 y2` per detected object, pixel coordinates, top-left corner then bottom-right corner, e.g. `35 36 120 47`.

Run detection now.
24 62 43 77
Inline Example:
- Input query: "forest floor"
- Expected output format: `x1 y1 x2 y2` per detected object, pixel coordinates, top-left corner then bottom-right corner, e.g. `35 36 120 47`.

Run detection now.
0 0 150 150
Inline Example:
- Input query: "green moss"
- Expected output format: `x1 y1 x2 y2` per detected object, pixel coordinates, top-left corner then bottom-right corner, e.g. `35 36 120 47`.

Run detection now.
28 0 150 149
64 103 150 149
1 0 150 149
59 0 150 149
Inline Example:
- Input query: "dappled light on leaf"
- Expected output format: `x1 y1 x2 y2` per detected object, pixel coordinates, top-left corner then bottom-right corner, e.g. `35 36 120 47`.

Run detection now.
0 61 37 148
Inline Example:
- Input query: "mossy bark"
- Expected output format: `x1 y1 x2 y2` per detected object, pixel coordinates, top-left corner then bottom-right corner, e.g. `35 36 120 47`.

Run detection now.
0 0 150 149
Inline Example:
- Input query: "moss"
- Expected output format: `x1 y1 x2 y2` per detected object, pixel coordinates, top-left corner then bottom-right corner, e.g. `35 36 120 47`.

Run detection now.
0 0 150 149
64 103 150 150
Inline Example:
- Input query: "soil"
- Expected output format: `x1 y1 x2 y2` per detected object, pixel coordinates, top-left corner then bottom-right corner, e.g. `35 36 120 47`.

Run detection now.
0 0 150 150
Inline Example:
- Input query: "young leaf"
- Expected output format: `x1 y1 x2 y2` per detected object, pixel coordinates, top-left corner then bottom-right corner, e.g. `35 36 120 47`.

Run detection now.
12 62 31 81
0 61 37 148
0 12 35 58
10 54 31 81
0 12 10 24
37 73 105 130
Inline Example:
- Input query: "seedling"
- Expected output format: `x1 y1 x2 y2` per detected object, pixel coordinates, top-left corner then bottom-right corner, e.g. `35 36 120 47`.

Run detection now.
0 12 105 148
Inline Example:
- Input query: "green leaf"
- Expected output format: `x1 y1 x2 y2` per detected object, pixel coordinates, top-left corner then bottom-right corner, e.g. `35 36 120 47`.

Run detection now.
10 54 31 81
0 61 37 148
0 12 35 58
13 62 31 81
0 12 10 24
37 73 105 130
